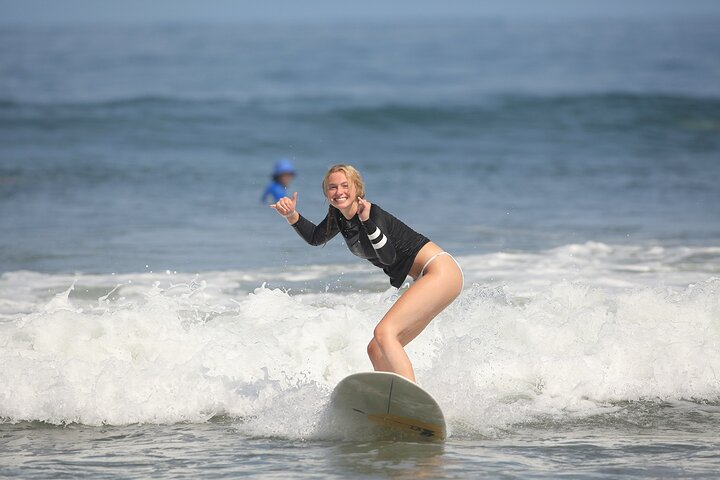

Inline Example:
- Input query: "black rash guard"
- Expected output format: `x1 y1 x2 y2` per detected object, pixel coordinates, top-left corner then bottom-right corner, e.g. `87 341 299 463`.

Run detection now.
291 204 430 288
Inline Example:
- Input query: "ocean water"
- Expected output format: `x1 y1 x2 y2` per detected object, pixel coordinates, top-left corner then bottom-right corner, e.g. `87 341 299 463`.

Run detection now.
2 17 720 478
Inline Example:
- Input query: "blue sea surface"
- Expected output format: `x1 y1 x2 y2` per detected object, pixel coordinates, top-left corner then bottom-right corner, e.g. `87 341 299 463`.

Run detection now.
1 19 719 273
1 17 720 479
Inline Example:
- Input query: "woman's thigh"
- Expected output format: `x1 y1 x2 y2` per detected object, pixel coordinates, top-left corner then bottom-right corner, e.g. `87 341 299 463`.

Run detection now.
377 255 463 346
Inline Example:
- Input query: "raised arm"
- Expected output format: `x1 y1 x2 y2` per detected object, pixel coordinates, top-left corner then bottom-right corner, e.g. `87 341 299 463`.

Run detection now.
357 198 396 265
270 192 338 246
291 213 337 246
270 191 299 224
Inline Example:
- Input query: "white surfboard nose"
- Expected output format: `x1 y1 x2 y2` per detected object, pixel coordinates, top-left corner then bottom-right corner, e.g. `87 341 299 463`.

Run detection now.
328 371 446 441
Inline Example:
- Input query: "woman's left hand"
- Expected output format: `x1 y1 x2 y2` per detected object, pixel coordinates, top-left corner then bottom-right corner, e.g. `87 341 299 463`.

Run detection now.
357 197 371 222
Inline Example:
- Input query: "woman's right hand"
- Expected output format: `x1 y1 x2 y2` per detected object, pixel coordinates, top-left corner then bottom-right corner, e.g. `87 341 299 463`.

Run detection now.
270 192 298 222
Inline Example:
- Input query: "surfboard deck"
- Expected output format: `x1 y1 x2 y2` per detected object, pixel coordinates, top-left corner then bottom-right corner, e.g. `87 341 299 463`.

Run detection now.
328 371 446 441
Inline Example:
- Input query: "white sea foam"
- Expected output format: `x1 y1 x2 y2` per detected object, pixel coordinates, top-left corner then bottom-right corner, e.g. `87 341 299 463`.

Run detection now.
1 242 719 438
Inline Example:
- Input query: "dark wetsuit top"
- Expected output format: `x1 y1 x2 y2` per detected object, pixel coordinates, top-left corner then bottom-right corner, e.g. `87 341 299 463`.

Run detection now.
291 204 430 288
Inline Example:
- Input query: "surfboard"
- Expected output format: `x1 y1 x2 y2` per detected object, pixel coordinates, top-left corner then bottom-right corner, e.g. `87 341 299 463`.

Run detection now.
328 371 446 441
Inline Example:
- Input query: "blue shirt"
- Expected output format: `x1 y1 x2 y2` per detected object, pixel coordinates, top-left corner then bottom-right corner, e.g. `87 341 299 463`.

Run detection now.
261 181 288 203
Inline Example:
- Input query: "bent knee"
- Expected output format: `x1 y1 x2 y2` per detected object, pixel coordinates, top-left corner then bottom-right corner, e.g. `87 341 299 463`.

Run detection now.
373 324 398 346
367 338 381 358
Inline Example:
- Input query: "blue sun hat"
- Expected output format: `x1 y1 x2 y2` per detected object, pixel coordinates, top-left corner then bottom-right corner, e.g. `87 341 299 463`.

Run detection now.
273 159 296 177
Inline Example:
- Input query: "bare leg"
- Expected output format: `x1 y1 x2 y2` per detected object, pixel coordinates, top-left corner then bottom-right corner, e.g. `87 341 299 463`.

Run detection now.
367 338 392 371
368 254 463 382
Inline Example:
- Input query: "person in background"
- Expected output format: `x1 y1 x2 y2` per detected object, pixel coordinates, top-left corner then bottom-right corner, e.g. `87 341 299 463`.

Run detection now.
262 159 297 203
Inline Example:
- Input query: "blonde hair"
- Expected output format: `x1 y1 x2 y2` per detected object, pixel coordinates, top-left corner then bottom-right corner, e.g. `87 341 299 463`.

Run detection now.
322 164 365 199
321 164 365 243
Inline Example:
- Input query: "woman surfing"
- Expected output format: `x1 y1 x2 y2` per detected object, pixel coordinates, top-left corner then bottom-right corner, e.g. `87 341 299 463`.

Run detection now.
270 164 463 382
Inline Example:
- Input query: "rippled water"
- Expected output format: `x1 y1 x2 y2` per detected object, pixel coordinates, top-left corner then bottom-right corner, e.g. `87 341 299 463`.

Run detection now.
2 15 720 479
2 19 719 273
3 407 720 478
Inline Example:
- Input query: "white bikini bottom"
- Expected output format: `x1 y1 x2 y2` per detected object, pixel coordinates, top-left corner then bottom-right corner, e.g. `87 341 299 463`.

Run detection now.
418 251 465 289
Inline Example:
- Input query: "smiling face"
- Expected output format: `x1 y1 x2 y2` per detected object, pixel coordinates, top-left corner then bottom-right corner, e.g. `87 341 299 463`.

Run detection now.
325 171 356 210
322 164 366 213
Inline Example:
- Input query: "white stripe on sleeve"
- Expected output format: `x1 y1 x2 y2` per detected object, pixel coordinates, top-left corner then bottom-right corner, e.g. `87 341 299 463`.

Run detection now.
372 235 388 250
367 227 381 241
